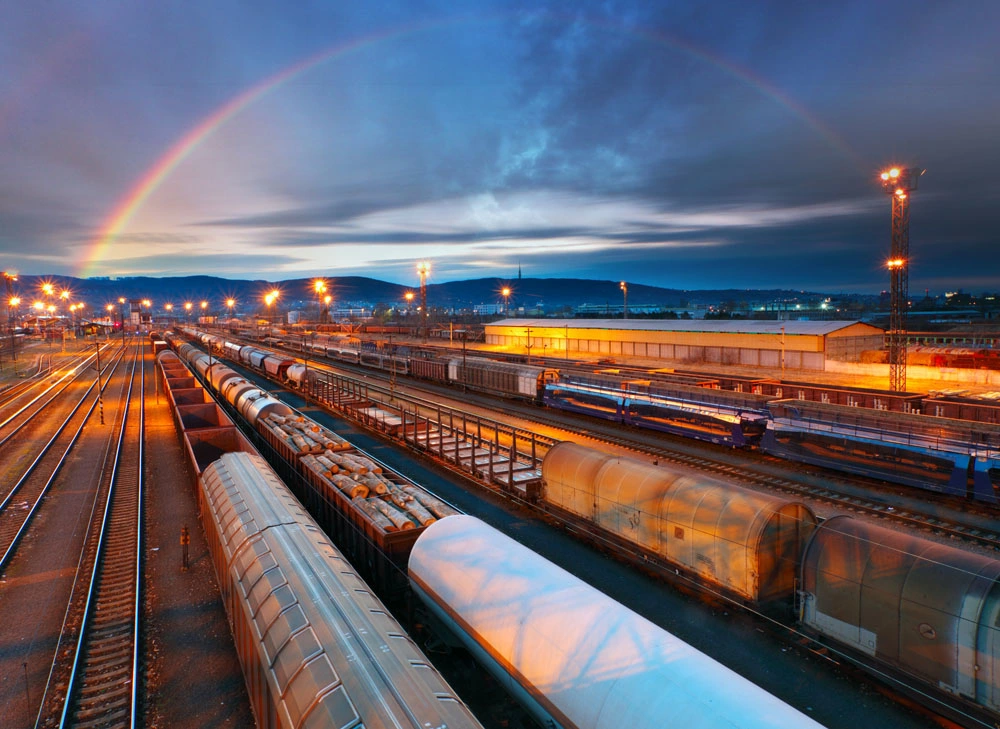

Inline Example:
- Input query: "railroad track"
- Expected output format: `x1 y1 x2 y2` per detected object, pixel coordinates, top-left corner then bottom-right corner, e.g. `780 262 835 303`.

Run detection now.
0 345 128 570
34 342 145 729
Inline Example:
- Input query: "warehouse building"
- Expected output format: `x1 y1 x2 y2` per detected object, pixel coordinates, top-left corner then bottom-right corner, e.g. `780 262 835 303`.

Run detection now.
484 319 885 372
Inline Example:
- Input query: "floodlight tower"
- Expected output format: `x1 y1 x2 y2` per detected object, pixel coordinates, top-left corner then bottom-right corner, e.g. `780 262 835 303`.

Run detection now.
879 165 924 392
417 262 430 339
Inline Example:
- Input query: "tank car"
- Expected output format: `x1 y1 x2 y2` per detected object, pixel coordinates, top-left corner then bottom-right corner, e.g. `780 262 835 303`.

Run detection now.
542 442 816 603
409 515 824 729
801 515 1000 718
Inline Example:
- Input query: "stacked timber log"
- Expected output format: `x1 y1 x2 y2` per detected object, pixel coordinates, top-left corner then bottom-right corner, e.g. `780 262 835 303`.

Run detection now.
300 448 458 532
262 413 351 455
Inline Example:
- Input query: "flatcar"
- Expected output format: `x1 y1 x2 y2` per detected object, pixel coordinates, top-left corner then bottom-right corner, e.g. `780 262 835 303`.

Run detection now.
409 515 825 729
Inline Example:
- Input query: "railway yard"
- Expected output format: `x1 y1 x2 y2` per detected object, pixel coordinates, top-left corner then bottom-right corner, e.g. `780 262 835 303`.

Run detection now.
1 329 999 729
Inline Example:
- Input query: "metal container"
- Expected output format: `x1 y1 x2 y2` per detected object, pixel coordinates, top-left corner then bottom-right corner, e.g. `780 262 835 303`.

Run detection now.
241 394 292 427
801 515 1000 713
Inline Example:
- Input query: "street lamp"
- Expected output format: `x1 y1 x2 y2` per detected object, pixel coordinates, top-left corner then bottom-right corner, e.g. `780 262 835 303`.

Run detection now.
313 279 327 324
184 301 193 324
501 287 511 316
620 281 628 320
118 297 127 342
323 294 332 324
7 294 20 364
417 262 430 339
200 300 208 325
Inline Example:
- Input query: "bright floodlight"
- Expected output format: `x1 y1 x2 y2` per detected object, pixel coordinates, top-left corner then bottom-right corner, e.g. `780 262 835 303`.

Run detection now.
226 298 236 308
889 168 900 178
200 300 208 309
106 303 114 312
35 301 45 310
184 302 192 311
42 283 54 296
314 279 326 294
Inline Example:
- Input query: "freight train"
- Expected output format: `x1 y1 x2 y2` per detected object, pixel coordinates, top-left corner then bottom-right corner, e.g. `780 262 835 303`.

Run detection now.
155 348 484 729
178 328 1000 504
159 344 828 729
540 442 1000 727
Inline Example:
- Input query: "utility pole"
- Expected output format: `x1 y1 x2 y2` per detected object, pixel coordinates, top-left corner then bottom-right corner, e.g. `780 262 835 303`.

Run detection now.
879 166 924 392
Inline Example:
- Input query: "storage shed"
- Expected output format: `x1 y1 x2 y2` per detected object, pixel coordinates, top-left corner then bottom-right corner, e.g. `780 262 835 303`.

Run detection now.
485 319 884 371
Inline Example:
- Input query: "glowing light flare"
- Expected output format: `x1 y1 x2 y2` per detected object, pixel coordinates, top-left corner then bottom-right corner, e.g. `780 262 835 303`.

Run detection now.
165 303 174 311
404 291 415 302
41 283 54 296
200 300 208 310
226 298 236 308
184 302 193 311
118 297 126 304
34 301 44 311
313 279 327 294
323 295 332 305
9 296 20 307
417 261 430 275
142 299 152 307
889 168 900 178
880 172 889 181
887 258 906 269
106 304 114 312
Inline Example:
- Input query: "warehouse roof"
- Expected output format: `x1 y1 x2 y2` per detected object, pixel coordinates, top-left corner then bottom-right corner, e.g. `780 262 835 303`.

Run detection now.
486 319 882 336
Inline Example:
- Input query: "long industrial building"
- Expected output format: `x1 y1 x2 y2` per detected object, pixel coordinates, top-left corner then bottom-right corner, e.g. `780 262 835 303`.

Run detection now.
484 318 885 372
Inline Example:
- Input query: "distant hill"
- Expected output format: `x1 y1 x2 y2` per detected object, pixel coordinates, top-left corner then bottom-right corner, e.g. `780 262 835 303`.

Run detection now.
9 274 826 311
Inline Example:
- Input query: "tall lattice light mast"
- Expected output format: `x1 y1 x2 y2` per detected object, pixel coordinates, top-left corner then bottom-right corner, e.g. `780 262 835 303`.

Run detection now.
879 166 923 392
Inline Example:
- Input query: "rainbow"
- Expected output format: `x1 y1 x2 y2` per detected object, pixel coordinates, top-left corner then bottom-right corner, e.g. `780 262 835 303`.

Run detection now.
80 13 860 277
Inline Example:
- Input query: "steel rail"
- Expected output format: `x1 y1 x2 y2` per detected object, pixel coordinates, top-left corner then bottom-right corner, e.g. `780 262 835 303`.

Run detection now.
57 345 141 728
0 346 128 568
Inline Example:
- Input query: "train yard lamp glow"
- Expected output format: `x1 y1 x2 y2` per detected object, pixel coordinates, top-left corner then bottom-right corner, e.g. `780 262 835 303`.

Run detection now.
184 301 193 324
200 300 209 325
620 281 628 320
501 287 511 315
417 262 430 339
879 165 924 392
264 290 280 331
226 298 236 325
6 294 20 365
313 279 327 324
118 297 127 343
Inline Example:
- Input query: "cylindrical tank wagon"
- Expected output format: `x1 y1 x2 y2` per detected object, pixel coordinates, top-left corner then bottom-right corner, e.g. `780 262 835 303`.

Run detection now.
801 515 1000 716
542 442 817 603
409 515 825 729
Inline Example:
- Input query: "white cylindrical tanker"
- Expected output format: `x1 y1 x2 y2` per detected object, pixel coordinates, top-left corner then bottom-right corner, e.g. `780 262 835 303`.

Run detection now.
409 515 826 729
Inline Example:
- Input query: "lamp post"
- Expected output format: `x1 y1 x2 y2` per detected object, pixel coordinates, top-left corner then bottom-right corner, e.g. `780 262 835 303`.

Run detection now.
501 287 511 316
200 300 209 326
620 281 628 320
417 262 429 340
118 297 127 343
8 295 20 363
105 303 114 339
141 299 151 332
226 298 236 331
323 294 332 325
184 301 193 325
313 279 327 324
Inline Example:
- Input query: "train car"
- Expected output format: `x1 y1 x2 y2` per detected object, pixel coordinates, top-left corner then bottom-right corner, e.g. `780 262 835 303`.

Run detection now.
544 380 768 447
409 356 449 383
359 351 409 374
923 392 1000 424
409 515 825 729
543 381 624 421
447 356 558 400
261 353 296 379
757 380 924 413
542 442 816 604
800 515 1000 721
199 451 483 729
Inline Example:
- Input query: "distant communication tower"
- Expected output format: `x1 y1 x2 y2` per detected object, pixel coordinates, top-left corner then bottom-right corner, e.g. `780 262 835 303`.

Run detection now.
879 166 924 392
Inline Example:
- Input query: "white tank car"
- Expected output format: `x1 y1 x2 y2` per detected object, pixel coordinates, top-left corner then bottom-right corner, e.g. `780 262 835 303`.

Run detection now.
409 515 826 729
